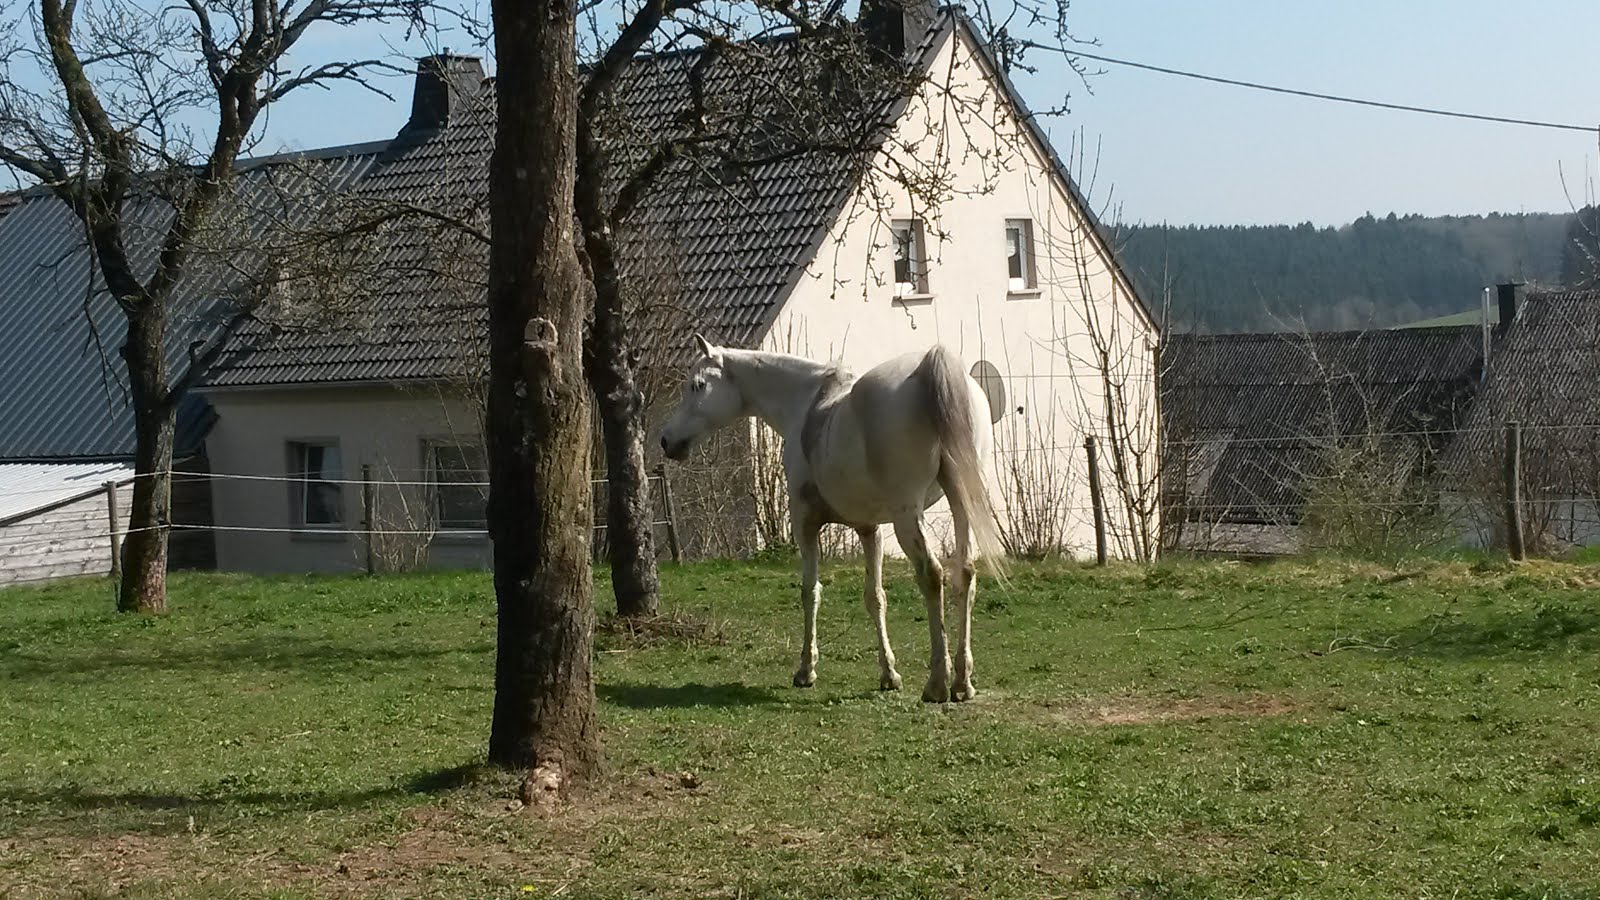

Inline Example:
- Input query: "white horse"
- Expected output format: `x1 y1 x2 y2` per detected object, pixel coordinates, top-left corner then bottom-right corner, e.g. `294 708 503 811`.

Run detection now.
660 336 1006 703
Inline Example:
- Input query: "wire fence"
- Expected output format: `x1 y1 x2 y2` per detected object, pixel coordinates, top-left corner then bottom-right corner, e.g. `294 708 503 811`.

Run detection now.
4 421 1600 584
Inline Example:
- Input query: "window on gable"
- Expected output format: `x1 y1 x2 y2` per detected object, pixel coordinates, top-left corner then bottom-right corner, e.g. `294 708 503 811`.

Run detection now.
289 441 343 527
428 442 488 531
891 218 929 298
1005 219 1036 292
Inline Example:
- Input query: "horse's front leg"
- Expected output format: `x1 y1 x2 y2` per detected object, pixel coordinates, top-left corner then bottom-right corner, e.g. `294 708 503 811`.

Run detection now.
793 513 823 688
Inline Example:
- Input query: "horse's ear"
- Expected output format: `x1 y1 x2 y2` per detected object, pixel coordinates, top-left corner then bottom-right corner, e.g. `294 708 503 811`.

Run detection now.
693 333 714 359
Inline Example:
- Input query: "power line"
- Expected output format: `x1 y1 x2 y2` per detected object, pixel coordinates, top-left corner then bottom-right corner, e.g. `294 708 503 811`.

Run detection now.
1063 48 1599 135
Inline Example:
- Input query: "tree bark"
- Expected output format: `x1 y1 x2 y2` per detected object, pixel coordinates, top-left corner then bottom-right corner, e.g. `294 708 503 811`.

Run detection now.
577 118 661 619
118 303 174 614
485 0 601 792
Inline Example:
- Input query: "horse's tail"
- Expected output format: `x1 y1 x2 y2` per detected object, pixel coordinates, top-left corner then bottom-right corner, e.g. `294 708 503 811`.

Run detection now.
917 345 1009 581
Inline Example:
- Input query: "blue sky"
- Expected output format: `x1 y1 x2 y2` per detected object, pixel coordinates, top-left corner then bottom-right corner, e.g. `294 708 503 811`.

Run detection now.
69 1 1600 227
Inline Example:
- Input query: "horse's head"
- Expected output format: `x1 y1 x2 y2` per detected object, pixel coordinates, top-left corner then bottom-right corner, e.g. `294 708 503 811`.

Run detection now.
660 334 744 462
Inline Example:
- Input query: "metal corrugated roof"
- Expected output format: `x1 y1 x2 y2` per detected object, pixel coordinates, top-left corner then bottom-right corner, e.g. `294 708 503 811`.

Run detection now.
1162 326 1485 523
0 461 134 524
0 145 384 459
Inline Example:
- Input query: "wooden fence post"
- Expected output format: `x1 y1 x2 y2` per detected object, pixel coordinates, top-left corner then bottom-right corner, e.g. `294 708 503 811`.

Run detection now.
1505 421 1526 561
104 481 122 580
656 463 682 563
362 464 376 575
1085 435 1108 566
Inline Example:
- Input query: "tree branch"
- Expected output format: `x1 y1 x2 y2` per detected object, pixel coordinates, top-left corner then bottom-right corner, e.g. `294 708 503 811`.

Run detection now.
580 0 702 118
264 59 402 105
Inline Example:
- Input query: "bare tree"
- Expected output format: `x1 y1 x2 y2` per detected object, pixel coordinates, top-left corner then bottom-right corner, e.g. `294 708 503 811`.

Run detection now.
0 0 435 612
484 0 600 794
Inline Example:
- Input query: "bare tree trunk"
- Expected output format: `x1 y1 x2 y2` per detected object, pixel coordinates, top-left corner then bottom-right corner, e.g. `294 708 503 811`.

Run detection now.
118 305 173 614
576 119 660 619
485 0 600 791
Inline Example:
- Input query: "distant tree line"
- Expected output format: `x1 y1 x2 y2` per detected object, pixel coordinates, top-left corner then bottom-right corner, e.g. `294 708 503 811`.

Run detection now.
1118 211 1581 333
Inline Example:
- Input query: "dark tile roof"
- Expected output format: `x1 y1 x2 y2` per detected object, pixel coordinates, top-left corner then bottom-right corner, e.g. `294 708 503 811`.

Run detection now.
204 28 922 388
1441 289 1600 478
0 145 384 460
1162 326 1484 523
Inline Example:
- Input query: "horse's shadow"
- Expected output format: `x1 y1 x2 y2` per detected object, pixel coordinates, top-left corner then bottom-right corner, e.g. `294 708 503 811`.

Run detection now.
598 681 783 709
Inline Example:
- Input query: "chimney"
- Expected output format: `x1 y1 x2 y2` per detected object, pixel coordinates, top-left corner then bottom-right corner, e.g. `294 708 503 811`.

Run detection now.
859 0 940 60
407 54 485 131
1496 282 1525 332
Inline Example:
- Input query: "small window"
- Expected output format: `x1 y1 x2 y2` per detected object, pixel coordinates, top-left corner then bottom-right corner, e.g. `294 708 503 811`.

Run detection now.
289 441 343 527
892 218 929 297
428 442 488 530
1005 219 1036 292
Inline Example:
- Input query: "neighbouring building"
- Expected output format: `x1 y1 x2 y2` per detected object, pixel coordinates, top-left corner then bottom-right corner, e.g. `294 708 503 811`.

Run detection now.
1440 287 1600 551
1161 325 1485 555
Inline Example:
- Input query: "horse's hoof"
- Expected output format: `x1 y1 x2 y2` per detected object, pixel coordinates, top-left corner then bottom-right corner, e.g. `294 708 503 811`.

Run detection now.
921 682 950 703
879 671 903 691
793 671 816 688
951 684 977 702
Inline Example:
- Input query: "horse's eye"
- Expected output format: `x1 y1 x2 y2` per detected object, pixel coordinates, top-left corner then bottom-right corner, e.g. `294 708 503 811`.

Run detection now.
691 380 705 393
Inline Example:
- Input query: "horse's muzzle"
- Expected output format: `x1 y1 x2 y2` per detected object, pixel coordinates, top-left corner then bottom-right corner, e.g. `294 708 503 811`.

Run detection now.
661 436 690 462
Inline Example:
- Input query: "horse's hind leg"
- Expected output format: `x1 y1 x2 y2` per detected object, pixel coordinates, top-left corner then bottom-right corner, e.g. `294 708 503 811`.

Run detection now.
858 526 901 691
947 489 977 702
893 512 950 703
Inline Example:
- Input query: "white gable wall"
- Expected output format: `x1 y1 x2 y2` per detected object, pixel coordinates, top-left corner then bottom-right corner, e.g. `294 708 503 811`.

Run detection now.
759 24 1159 560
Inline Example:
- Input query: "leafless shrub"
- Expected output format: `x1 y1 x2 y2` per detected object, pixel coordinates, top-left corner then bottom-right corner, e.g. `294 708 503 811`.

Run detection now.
1299 435 1448 558
991 369 1078 559
368 464 439 575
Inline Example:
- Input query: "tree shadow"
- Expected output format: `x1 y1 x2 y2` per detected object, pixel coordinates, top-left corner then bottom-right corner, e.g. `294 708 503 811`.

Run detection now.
598 680 783 709
0 761 492 837
0 635 486 681
1396 603 1600 658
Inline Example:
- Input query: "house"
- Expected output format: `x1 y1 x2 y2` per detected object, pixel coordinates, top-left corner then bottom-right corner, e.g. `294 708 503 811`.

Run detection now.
0 143 384 585
1161 326 1485 555
1440 287 1600 551
194 3 1159 572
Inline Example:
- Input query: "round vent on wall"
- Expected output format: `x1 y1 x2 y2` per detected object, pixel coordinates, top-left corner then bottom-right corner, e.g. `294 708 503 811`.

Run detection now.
969 360 1006 425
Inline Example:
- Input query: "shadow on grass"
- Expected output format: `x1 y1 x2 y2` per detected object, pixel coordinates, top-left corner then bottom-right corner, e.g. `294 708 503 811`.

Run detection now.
598 680 783 709
0 635 487 681
0 762 496 836
1398 603 1600 657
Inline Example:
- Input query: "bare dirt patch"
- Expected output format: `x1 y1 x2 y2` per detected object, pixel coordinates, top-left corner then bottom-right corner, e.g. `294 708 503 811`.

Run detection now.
1044 693 1299 726
324 806 525 893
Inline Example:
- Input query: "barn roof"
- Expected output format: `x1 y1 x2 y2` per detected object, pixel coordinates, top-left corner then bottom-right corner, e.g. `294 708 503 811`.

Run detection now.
0 144 384 460
1161 326 1485 524
1440 288 1600 475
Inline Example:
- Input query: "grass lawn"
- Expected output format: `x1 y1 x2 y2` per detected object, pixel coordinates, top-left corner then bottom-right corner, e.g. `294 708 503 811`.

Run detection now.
2 557 1599 898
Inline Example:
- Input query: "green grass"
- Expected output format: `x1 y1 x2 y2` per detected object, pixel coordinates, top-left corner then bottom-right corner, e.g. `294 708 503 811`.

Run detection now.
3 557 1600 898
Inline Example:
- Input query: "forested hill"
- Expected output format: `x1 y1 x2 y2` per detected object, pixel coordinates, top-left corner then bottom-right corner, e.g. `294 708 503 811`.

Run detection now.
1115 211 1595 333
